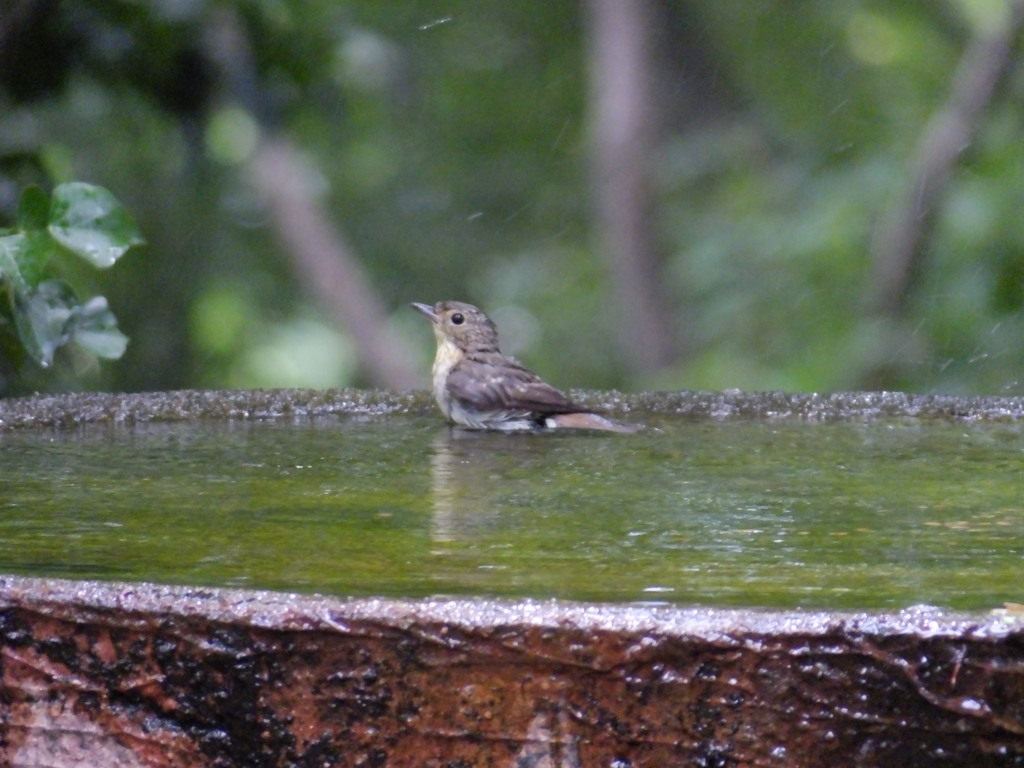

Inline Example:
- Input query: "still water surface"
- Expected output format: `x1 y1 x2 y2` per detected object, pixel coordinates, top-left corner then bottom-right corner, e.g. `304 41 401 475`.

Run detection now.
0 415 1021 610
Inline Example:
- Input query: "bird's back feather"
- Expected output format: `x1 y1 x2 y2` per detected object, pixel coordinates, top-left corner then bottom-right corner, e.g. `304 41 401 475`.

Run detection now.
446 352 584 418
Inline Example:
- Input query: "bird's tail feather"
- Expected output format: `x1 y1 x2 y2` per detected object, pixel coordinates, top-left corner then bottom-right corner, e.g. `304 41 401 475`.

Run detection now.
545 412 643 433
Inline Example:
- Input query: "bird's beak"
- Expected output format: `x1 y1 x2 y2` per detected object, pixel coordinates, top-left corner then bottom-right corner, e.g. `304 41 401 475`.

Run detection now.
410 302 438 323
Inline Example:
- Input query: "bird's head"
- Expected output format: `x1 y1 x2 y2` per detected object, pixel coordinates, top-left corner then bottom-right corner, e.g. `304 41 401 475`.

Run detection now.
411 301 500 353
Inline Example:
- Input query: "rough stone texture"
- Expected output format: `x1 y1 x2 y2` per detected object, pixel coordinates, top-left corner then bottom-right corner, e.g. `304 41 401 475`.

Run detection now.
3 388 1024 431
1 577 1023 767
0 389 428 431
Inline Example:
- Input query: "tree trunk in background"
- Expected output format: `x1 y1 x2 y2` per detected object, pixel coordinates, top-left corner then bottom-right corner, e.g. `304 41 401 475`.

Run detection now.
207 10 421 391
586 0 678 375
869 2 1024 318
247 138 421 390
861 2 1024 389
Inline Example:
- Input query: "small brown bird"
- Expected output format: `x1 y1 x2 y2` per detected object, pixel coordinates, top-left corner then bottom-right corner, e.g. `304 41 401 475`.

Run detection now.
411 300 641 433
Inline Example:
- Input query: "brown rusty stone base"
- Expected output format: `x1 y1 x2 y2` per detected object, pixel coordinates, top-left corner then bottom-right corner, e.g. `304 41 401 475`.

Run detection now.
1 576 1022 767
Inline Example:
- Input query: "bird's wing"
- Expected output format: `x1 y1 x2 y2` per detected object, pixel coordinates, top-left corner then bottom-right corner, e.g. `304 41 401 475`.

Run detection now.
446 356 583 416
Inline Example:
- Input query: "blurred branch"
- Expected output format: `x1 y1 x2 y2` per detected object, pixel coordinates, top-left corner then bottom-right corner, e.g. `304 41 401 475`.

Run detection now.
207 10 420 390
585 0 679 374
870 3 1024 318
247 138 421 390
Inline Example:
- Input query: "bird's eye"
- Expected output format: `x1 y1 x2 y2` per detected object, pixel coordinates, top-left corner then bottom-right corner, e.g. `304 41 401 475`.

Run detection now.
451 313 465 325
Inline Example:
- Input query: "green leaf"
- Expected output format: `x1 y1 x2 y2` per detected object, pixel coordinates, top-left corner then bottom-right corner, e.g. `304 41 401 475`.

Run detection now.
70 295 129 360
13 279 76 367
17 185 50 231
19 230 58 285
2 229 58 288
0 234 30 295
48 182 144 269
11 280 129 366
1 230 59 291
2 189 54 293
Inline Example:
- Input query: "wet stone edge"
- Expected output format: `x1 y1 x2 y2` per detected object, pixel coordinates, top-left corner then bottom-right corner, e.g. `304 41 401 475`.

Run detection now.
2 387 1024 431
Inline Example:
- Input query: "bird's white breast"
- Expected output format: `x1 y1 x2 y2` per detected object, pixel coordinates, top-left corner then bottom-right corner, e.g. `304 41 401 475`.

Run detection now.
430 333 462 419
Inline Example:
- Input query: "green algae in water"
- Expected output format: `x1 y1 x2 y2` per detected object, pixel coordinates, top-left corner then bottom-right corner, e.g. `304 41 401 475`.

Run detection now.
0 415 1021 610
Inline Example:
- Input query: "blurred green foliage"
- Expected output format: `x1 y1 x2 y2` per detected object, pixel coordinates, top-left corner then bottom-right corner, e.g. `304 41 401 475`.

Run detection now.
1 0 1023 396
0 182 142 391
